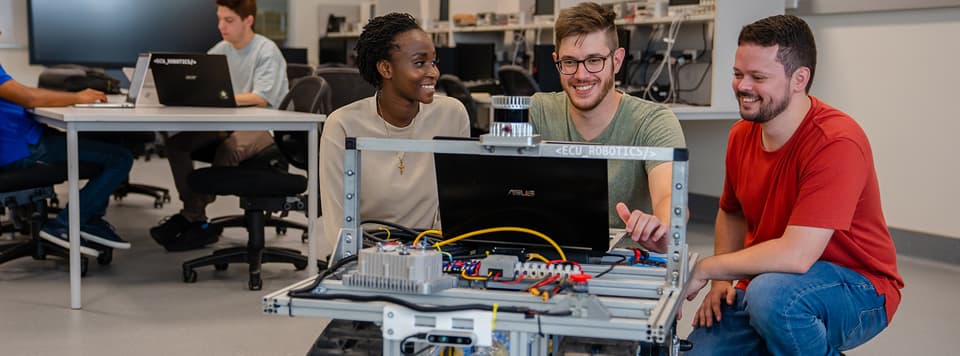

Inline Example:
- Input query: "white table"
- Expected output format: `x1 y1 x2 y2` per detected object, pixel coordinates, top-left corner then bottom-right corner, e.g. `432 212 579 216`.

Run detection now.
31 106 324 309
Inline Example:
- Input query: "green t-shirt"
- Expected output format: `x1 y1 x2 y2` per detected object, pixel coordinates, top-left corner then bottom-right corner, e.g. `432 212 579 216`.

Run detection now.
528 91 686 228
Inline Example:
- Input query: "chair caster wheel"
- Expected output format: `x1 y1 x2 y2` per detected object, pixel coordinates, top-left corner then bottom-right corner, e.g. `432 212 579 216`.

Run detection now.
154 200 164 209
214 263 229 271
163 194 171 203
248 275 262 290
275 226 287 235
301 232 308 243
294 261 308 271
96 249 113 266
183 269 198 283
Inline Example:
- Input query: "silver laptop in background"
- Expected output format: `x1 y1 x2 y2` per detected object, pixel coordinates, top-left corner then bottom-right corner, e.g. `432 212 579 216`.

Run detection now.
75 53 159 108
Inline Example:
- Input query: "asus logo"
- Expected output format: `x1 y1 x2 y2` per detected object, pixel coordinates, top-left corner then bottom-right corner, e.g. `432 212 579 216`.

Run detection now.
507 189 535 198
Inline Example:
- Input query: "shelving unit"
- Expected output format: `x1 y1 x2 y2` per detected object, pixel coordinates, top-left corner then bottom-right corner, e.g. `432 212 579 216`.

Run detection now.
319 0 784 120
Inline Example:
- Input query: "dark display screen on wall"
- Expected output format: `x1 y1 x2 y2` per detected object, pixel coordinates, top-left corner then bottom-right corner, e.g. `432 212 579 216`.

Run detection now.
28 0 222 68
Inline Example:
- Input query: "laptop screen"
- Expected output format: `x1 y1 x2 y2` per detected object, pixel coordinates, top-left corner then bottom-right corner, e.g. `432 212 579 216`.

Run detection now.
435 152 610 260
149 52 236 107
125 53 151 104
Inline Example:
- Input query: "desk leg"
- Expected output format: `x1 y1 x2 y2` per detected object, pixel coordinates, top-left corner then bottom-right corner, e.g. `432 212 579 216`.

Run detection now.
306 124 319 276
67 125 82 309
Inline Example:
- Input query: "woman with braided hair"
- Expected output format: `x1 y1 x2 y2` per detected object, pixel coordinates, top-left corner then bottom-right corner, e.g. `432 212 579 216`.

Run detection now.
319 13 469 251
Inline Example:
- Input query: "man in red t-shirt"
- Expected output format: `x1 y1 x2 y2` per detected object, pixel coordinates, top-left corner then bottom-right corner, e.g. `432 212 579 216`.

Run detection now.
683 15 904 355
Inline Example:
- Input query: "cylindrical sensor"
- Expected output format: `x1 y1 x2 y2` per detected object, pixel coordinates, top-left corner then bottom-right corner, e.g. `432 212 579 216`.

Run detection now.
489 95 532 137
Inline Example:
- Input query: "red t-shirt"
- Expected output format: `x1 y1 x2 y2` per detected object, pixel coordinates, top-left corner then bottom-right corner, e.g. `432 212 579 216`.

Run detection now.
720 96 904 322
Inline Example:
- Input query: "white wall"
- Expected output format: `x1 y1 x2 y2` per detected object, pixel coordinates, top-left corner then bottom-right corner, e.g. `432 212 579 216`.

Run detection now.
801 8 960 238
0 0 45 86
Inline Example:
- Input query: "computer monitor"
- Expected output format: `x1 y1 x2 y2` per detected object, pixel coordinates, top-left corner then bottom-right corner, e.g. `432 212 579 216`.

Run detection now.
616 28 632 84
438 0 450 22
435 151 610 261
534 0 555 16
456 43 496 81
533 44 561 93
280 48 309 64
436 47 459 76
27 0 220 68
319 37 349 65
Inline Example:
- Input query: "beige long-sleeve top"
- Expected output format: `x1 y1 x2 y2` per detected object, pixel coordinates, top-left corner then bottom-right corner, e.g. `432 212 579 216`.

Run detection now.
319 95 469 251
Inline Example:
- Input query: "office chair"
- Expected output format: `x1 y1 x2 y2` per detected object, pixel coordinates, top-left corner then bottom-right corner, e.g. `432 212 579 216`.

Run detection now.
497 64 541 96
286 63 315 86
436 74 485 137
313 67 377 112
83 132 171 208
181 77 330 290
1 162 111 275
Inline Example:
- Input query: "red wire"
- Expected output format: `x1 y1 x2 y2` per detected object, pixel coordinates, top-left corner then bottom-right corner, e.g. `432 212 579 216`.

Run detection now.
495 272 526 284
531 274 560 290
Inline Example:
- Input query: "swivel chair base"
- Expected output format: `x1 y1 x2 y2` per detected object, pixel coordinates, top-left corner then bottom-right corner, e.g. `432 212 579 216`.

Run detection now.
1 163 111 275
113 181 171 208
208 213 308 243
180 209 308 290
1 238 98 277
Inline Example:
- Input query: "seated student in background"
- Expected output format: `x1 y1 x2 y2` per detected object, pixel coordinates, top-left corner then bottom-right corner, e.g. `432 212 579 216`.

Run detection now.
0 63 134 254
151 0 289 252
683 15 903 355
320 13 469 251
527 2 685 253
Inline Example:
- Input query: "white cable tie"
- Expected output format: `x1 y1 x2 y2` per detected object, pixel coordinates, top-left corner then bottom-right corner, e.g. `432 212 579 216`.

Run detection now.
663 38 675 44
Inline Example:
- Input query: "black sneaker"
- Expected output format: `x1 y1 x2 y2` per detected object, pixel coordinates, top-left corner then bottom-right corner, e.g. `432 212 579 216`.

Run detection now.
162 222 223 252
150 214 191 246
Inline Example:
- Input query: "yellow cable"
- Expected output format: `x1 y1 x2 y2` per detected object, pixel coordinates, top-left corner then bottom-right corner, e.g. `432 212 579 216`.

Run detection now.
492 303 498 330
460 268 492 281
434 227 566 261
526 253 550 264
412 229 442 246
377 227 392 241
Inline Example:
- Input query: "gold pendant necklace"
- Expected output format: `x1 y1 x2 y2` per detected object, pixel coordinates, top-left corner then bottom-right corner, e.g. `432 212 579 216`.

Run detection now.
376 91 406 175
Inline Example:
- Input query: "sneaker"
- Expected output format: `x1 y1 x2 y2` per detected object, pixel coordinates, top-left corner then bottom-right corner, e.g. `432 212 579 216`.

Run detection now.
80 217 131 249
162 221 223 252
150 214 191 246
39 220 101 257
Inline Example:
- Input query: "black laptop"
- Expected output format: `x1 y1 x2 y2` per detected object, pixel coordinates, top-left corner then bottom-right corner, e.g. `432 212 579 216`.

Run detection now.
435 151 610 261
149 52 237 107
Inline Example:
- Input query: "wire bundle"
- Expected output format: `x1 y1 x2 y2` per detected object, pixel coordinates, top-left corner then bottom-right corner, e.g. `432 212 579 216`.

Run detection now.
642 10 689 103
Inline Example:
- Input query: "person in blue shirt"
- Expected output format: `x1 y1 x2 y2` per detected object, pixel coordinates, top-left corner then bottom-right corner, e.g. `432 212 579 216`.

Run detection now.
0 63 133 255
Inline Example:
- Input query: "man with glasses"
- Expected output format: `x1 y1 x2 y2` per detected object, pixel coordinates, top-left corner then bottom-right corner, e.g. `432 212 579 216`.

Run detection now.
528 2 685 253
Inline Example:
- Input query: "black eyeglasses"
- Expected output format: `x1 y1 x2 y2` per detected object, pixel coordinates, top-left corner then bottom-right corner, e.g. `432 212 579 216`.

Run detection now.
554 51 614 75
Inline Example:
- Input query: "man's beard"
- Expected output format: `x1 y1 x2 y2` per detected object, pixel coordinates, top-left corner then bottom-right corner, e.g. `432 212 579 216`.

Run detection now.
738 87 790 123
566 68 615 112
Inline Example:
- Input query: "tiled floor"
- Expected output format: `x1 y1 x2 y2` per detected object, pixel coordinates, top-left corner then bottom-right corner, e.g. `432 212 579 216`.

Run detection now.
1 157 956 355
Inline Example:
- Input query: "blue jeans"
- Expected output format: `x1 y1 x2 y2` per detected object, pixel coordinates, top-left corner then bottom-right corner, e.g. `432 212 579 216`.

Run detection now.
0 129 133 225
685 261 888 356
